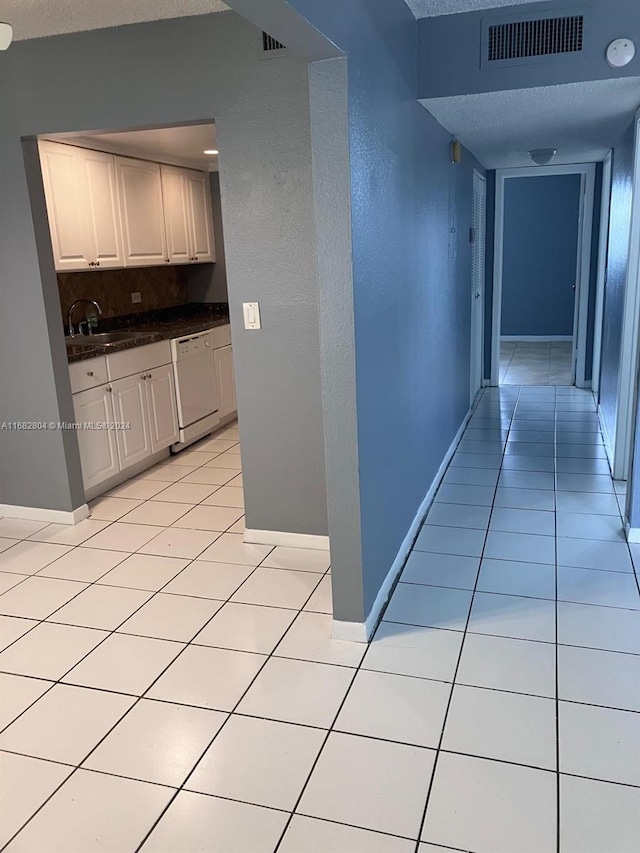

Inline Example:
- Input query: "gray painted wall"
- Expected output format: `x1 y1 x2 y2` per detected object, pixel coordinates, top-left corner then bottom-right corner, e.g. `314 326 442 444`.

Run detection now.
229 0 484 622
187 172 229 304
0 12 328 537
501 174 582 337
599 120 636 449
418 0 640 99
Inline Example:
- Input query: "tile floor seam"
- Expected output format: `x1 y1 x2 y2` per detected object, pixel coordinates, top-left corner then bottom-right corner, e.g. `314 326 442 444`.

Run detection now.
132 597 337 851
412 384 523 852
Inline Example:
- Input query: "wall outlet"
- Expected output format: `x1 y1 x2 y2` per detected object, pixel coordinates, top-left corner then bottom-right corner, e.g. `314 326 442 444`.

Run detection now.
131 292 142 304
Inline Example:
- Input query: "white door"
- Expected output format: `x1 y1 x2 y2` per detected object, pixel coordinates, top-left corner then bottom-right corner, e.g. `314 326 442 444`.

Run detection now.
146 364 179 452
185 170 215 262
80 148 124 269
160 165 191 264
116 156 167 267
471 171 486 403
39 140 93 271
72 386 119 490
111 373 153 469
214 345 237 419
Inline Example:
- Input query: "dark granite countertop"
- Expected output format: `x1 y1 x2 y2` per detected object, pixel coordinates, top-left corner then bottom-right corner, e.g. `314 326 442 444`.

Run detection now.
66 303 230 363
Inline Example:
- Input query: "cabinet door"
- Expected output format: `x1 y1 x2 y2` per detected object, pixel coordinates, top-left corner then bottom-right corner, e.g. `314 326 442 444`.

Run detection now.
80 148 124 269
39 140 93 271
185 170 215 263
111 373 153 469
214 345 237 419
160 165 191 264
115 157 167 267
72 386 120 491
146 364 179 452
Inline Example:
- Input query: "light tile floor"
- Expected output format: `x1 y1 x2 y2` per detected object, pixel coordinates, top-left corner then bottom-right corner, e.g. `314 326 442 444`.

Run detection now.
1 392 640 852
501 340 573 385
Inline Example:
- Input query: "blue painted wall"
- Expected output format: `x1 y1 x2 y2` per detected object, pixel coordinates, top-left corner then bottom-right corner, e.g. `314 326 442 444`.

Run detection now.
260 0 485 620
418 0 640 99
599 120 636 451
501 174 582 337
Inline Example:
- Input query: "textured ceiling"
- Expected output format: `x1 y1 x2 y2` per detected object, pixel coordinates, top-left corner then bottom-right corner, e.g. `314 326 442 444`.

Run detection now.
0 0 229 41
405 0 552 17
422 77 640 168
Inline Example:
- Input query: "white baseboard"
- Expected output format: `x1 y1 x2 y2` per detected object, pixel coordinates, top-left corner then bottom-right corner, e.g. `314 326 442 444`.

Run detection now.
243 528 330 551
598 404 614 467
0 503 90 526
624 521 639 543
331 401 477 644
500 335 573 342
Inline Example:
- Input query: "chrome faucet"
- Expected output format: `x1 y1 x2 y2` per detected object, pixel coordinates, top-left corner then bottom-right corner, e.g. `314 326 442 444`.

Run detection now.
68 299 103 337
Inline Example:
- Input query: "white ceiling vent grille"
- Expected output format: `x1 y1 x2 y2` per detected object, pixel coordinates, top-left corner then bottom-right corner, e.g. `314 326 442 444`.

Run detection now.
482 13 586 68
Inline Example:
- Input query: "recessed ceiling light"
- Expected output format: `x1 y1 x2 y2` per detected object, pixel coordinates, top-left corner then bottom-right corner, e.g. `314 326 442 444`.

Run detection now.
203 149 219 155
0 22 13 50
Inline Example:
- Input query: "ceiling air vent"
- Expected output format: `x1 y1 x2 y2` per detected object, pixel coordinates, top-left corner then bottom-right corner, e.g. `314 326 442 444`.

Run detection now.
262 31 286 52
485 14 584 65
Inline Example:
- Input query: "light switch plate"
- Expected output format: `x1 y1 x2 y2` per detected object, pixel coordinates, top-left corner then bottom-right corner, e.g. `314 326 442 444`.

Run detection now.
131 292 142 304
243 301 261 330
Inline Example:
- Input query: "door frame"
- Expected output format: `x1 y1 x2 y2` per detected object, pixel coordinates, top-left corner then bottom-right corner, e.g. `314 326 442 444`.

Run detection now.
591 151 613 399
613 110 640 481
471 169 486 404
490 163 596 387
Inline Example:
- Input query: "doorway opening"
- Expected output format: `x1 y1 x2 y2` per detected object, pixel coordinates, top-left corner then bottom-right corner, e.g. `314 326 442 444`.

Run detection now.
470 169 486 404
491 164 596 388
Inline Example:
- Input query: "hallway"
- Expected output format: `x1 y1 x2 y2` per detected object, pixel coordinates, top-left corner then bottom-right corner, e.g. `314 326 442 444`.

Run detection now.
500 340 574 385
0 389 639 852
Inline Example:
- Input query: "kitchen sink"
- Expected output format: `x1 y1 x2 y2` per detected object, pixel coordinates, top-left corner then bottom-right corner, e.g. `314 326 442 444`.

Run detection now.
66 331 153 347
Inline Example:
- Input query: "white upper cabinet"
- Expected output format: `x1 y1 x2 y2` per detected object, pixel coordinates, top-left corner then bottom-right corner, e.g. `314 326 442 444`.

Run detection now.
40 140 214 271
185 169 216 263
81 148 125 269
39 139 124 271
161 165 215 264
115 156 167 267
160 165 192 265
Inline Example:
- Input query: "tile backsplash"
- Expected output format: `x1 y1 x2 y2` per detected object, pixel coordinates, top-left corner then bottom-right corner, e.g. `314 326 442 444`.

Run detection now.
58 266 190 329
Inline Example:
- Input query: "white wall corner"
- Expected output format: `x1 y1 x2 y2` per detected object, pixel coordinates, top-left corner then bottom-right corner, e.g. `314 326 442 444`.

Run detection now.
243 528 330 551
0 503 90 525
331 402 475 644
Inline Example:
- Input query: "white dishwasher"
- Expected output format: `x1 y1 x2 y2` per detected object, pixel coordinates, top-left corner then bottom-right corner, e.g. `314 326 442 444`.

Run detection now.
170 330 220 451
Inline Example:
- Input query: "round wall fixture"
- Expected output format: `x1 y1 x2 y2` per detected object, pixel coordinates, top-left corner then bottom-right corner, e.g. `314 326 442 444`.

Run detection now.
0 22 13 50
606 38 636 68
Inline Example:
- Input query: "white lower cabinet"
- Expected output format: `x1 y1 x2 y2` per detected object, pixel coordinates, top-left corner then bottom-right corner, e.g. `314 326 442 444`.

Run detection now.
71 330 230 496
214 344 237 420
111 373 153 469
72 347 179 494
146 364 179 451
72 385 120 490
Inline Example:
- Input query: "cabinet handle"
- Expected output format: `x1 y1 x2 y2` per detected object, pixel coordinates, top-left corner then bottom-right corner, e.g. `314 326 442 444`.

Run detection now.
106 386 112 393
165 258 170 264
87 371 94 377
88 261 94 267
96 261 100 267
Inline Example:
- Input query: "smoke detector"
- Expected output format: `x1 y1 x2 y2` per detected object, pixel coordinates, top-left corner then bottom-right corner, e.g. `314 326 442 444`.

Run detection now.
0 22 13 50
529 148 557 166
